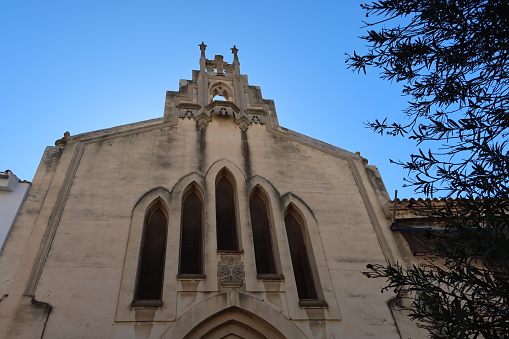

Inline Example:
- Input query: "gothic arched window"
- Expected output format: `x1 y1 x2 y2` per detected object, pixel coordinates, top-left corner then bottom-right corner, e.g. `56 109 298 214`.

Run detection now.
284 209 318 301
216 174 239 251
250 192 277 275
134 204 168 303
210 82 231 102
179 190 203 275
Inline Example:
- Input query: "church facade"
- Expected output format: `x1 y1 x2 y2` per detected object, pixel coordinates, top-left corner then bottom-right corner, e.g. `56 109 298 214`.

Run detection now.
0 45 426 338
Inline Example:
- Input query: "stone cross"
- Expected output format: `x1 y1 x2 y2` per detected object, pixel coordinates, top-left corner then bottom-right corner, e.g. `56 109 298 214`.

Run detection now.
213 55 226 74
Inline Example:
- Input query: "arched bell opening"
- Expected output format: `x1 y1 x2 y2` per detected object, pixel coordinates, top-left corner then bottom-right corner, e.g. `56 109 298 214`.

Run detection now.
210 82 233 102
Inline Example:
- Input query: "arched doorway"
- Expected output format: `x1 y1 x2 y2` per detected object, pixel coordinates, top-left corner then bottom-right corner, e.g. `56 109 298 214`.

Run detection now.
160 292 307 339
184 307 285 339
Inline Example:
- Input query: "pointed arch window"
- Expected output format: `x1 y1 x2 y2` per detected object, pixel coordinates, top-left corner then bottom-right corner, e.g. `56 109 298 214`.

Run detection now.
216 174 239 251
134 203 168 305
210 83 231 102
284 209 318 301
179 189 203 276
250 192 277 275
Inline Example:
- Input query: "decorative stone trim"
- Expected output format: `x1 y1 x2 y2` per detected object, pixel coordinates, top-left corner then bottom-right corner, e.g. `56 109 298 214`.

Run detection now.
177 102 201 119
235 116 250 131
217 256 245 287
245 107 265 115
205 101 240 114
249 115 264 124
177 102 201 109
195 112 211 129
246 108 266 125
214 106 235 117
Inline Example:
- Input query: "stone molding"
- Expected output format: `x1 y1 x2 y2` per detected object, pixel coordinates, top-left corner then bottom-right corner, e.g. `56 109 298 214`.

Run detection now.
160 291 308 339
25 141 84 296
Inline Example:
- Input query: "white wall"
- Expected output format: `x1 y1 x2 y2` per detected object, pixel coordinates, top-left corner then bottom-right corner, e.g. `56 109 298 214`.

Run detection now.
0 171 30 252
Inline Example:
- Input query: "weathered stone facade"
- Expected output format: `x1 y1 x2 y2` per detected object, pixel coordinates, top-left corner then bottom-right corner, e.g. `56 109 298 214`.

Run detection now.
0 45 427 338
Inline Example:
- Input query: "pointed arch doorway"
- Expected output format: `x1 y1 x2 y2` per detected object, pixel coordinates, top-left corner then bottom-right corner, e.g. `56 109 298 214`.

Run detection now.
183 307 286 339
160 292 307 339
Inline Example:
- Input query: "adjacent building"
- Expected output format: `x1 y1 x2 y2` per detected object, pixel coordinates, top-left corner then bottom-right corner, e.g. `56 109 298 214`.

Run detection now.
0 170 30 252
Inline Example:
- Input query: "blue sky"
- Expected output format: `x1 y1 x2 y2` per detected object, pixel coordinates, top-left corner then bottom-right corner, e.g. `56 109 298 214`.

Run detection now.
1 1 424 198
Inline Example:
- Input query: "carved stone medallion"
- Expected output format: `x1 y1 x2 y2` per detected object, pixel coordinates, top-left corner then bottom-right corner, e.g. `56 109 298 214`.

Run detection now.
217 256 245 287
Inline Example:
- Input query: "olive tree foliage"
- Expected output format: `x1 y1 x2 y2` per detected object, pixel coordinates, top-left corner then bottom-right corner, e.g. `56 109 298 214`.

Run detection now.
347 1 509 338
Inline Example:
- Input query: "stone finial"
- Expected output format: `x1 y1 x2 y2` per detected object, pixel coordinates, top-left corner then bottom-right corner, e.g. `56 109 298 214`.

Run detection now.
199 41 207 57
231 45 239 59
199 42 207 71
231 45 240 74
55 131 71 148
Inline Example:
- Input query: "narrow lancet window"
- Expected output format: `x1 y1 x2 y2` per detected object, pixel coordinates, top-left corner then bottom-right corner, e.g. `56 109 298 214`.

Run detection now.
135 206 167 303
179 191 203 275
284 210 318 300
250 193 276 275
216 175 239 251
